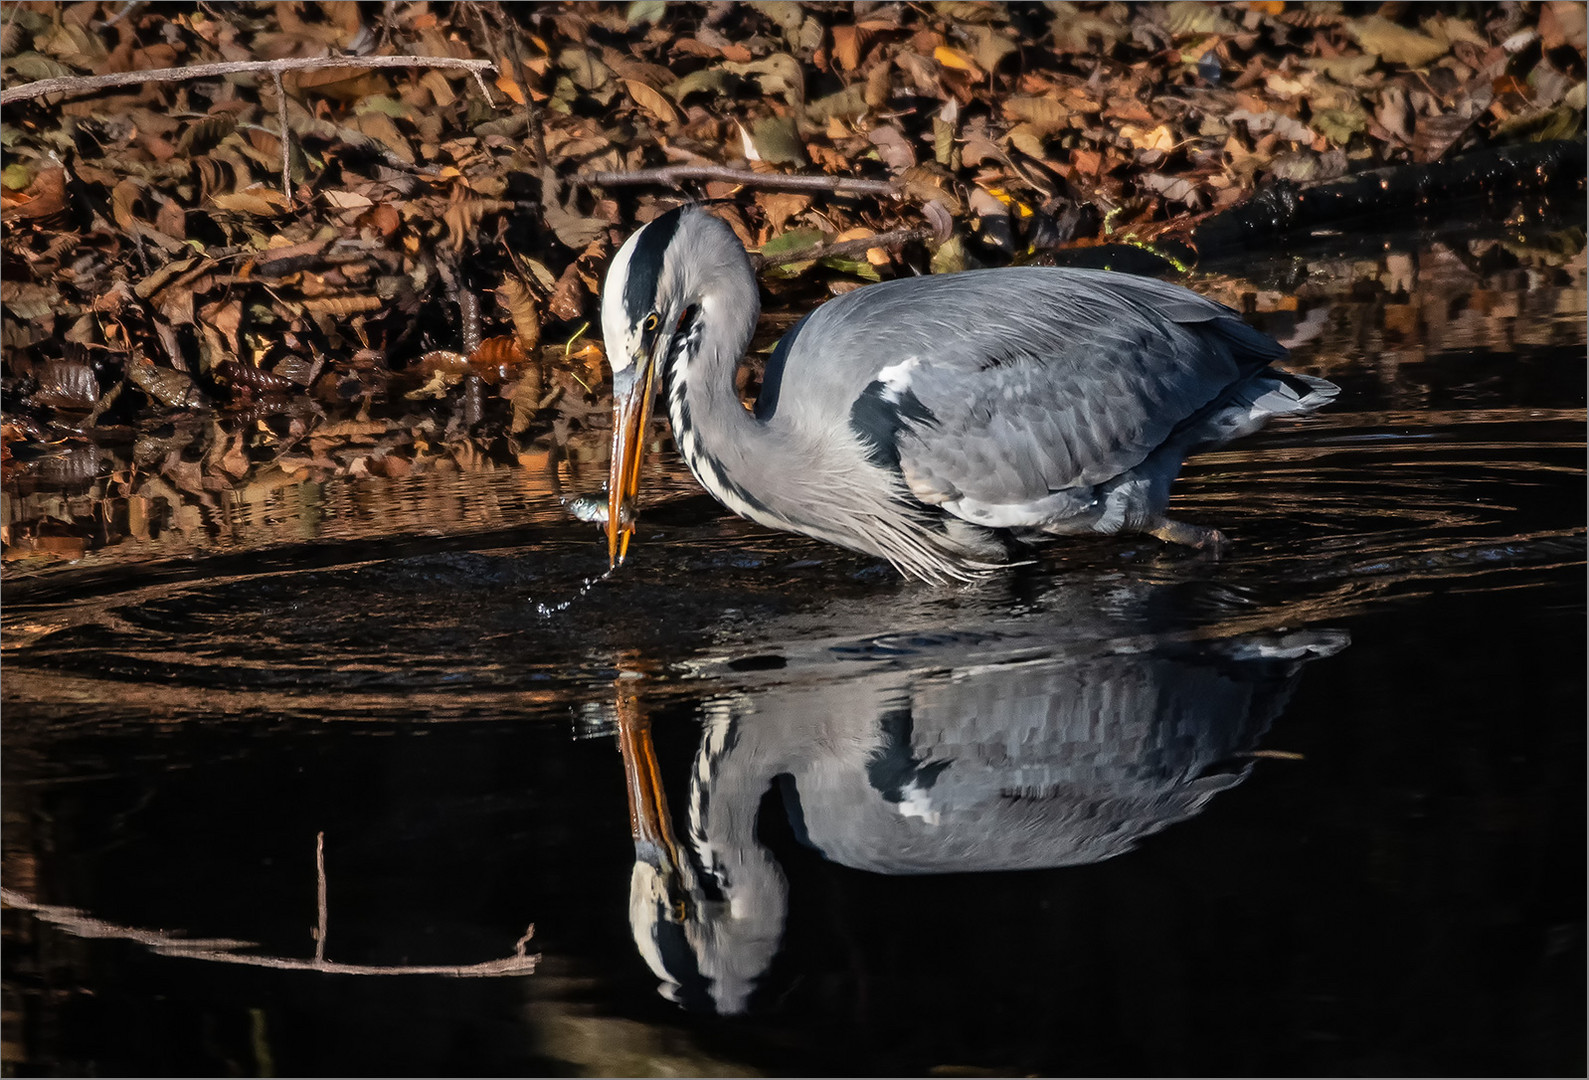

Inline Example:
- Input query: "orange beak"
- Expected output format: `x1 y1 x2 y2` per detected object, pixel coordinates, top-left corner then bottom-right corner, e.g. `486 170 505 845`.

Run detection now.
616 704 677 863
607 358 658 570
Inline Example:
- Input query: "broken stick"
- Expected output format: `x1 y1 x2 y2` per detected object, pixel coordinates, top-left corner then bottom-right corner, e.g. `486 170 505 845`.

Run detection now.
582 165 900 198
0 55 499 107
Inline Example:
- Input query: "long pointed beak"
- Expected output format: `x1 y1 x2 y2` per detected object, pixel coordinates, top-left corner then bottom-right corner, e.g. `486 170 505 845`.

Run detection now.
607 356 658 569
616 703 680 874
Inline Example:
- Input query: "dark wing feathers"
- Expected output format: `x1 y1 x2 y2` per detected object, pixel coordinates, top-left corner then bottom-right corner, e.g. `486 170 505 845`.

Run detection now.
789 267 1283 507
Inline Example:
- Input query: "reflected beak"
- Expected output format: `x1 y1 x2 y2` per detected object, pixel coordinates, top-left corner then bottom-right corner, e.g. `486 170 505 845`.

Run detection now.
616 708 680 875
607 354 659 570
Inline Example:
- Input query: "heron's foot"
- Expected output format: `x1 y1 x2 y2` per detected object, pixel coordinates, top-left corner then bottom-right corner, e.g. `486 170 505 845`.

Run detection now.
1149 519 1228 555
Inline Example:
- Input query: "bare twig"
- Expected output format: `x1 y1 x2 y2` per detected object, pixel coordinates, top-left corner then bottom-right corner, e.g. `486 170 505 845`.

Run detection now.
582 165 901 198
483 1 549 175
273 71 291 203
3 885 538 977
314 830 327 963
752 225 935 270
0 55 498 107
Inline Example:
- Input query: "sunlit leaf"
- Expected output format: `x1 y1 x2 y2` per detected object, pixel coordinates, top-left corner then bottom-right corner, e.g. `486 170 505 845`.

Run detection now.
626 0 667 26
668 67 733 101
750 115 805 165
1346 15 1449 67
622 79 678 125
211 185 290 216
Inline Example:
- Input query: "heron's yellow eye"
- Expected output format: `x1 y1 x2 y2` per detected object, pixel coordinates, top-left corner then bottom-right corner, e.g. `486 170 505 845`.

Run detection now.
643 313 659 333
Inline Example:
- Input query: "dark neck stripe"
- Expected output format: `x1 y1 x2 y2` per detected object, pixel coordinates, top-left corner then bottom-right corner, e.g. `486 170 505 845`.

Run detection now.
624 206 685 322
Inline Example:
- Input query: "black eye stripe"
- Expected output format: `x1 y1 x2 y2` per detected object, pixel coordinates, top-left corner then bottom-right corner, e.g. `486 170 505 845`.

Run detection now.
623 206 685 324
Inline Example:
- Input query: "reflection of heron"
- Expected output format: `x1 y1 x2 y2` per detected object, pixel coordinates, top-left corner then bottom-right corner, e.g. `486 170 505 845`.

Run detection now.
617 613 1347 1014
599 206 1338 580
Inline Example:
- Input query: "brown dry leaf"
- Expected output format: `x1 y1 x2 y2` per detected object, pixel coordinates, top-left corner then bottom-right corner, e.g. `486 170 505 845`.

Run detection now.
1140 172 1203 209
722 53 805 106
1420 14 1486 51
831 24 865 71
1005 123 1048 158
1050 2 1127 54
1304 54 1379 85
542 198 609 250
623 78 679 125
964 25 1018 74
548 261 589 323
1412 72 1494 162
154 197 187 240
1375 84 1416 145
497 276 543 352
758 191 811 233
286 66 387 102
1227 108 1317 145
111 178 144 230
1541 1 1589 52
212 185 290 216
127 360 206 408
868 124 917 170
1119 124 1177 153
324 189 374 210
0 167 68 223
1346 15 1449 67
1161 2 1239 37
1003 96 1069 132
348 112 416 164
301 295 383 315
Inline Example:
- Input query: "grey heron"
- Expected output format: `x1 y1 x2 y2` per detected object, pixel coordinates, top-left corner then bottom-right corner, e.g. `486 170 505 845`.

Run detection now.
612 584 1348 1012
600 205 1338 582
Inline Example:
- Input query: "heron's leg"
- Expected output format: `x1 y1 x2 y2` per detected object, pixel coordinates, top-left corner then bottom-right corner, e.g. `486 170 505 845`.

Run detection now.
1149 519 1228 553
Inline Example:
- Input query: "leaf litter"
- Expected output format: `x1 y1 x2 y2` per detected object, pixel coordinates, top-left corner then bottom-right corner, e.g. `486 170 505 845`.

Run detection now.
0 0 1584 566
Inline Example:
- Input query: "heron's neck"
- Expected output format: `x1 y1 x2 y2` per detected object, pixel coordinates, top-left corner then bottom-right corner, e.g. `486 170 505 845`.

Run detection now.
663 293 785 529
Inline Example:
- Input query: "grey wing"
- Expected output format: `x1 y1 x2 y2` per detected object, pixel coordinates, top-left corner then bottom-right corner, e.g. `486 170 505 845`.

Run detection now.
843 267 1287 511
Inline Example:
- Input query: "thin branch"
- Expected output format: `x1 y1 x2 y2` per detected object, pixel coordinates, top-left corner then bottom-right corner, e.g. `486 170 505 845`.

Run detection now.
273 71 291 204
752 225 935 270
581 165 901 198
314 830 328 964
2 886 539 979
484 1 549 175
0 55 498 107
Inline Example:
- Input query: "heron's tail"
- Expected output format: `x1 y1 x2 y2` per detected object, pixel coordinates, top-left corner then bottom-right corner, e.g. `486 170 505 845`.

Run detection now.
1193 368 1339 448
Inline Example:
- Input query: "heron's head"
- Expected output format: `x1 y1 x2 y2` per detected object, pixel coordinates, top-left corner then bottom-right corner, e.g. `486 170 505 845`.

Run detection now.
599 206 758 568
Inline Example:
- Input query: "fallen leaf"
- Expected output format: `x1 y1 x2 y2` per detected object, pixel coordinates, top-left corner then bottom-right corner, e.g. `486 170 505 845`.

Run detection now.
1540 0 1588 52
1003 96 1069 132
831 24 865 71
212 184 290 216
497 276 542 352
1346 15 1449 67
623 78 679 125
751 115 806 165
0 166 67 223
868 124 916 170
933 45 985 79
323 189 374 210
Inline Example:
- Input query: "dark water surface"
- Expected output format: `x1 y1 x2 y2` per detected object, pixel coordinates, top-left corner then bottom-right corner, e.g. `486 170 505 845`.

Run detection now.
4 221 1585 1076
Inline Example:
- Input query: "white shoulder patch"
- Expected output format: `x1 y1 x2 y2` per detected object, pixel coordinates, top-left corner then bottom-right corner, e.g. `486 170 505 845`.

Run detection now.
875 355 920 403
